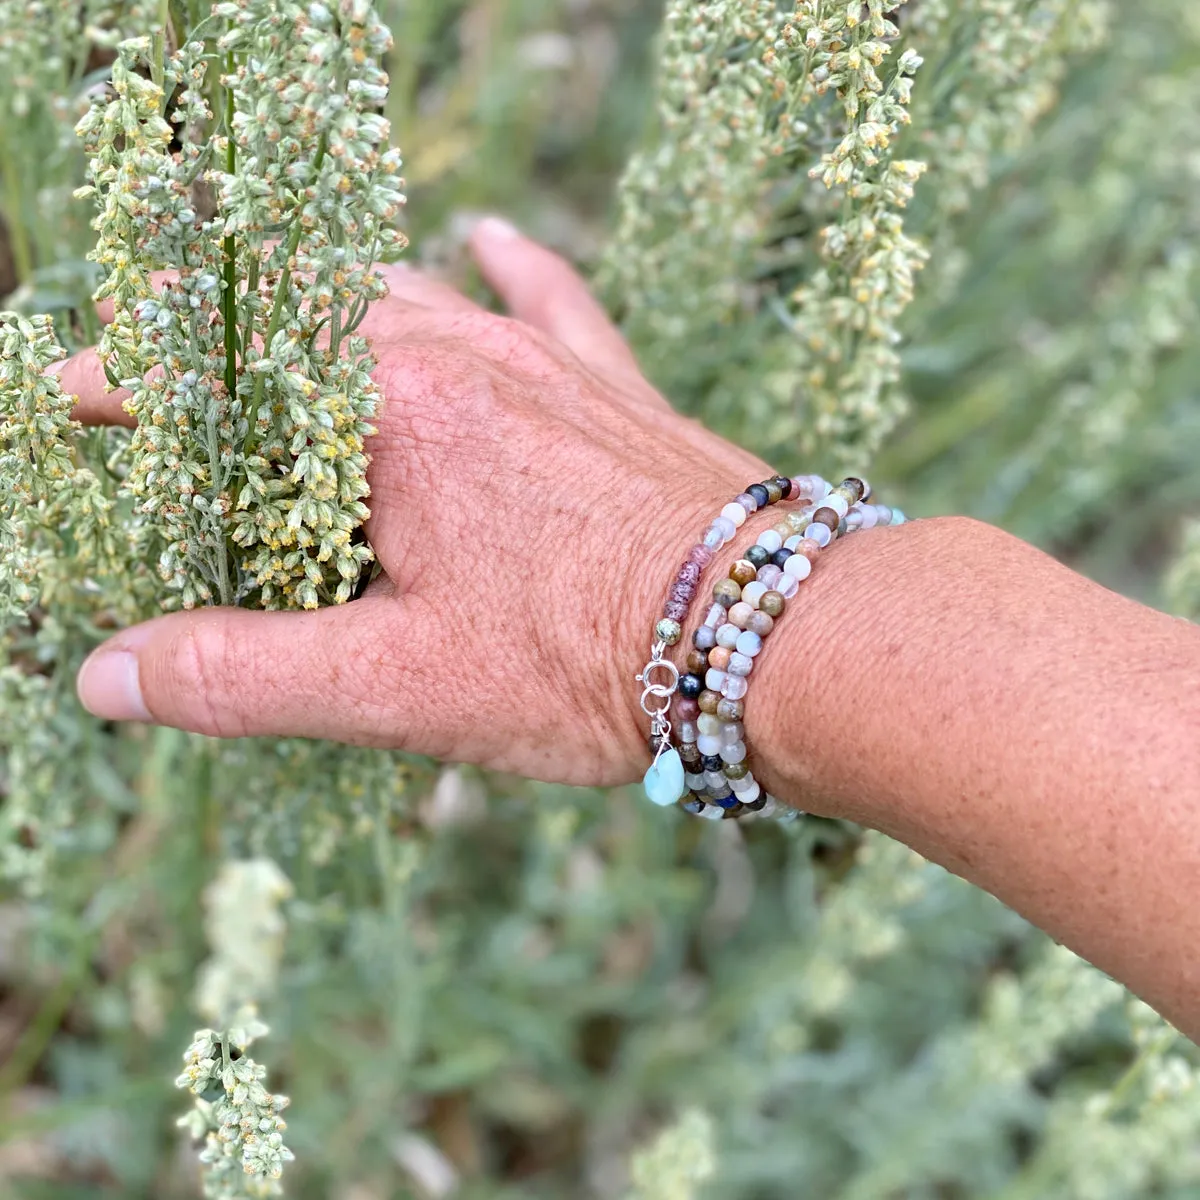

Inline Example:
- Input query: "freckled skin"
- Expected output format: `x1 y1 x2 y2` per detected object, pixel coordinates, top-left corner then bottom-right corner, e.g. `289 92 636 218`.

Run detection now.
69 224 1200 1039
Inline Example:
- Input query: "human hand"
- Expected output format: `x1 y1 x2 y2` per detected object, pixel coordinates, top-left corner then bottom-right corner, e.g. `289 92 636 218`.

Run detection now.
68 219 774 787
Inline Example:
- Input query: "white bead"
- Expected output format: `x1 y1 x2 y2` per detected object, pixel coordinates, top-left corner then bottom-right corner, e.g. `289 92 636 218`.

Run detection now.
735 781 761 804
720 741 747 764
722 722 745 743
854 503 879 530
697 714 720 737
703 603 725 629
679 721 698 744
705 668 728 692
742 581 768 609
716 623 740 649
699 805 725 820
776 574 800 599
704 770 727 790
783 535 803 551
783 554 812 581
697 734 722 756
721 675 748 700
721 502 748 528
730 773 757 794
727 652 753 677
756 530 783 554
756 565 783 589
735 630 763 657
806 523 832 548
685 772 707 791
823 493 849 519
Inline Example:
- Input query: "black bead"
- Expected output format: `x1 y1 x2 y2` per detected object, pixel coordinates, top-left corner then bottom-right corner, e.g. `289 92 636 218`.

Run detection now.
772 475 793 499
746 797 767 811
746 483 770 508
679 673 703 699
771 547 794 568
701 754 723 773
745 544 771 568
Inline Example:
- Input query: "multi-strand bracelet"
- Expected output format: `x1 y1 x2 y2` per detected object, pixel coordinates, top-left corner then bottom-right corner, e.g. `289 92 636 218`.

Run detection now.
637 473 906 821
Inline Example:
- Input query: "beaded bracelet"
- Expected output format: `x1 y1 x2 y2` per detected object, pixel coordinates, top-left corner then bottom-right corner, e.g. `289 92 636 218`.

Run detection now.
637 473 805 806
639 473 907 820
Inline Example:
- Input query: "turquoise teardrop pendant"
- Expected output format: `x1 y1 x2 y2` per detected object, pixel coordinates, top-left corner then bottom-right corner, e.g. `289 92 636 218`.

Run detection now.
643 747 686 807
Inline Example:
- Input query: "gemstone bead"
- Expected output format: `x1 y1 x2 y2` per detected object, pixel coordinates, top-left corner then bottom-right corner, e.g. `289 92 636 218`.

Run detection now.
823 493 850 519
721 502 748 528
742 581 768 609
786 510 812 534
679 673 703 699
783 535 803 552
874 504 893 525
664 599 688 622
679 721 698 744
720 741 747 765
681 796 706 815
843 476 868 503
796 538 821 562
722 721 745 743
776 574 800 600
655 617 682 645
673 697 700 722
687 544 716 569
643 748 685 807
729 559 758 587
727 603 754 631
759 590 785 617
892 508 907 524
721 675 748 701
771 548 794 568
756 564 783 590
697 713 721 737
735 630 763 657
713 792 739 810
736 492 758 514
697 734 722 756
693 625 717 652
704 770 727 789
745 544 771 569
716 622 741 648
854 503 879 530
716 697 744 722
763 480 783 504
812 506 839 531
723 760 749 780
783 554 812 581
713 578 741 608
728 652 753 677
698 689 721 715
708 646 732 671
756 530 783 554
735 780 761 804
705 668 728 692
772 522 792 539
701 754 723 773
806 522 832 548
702 525 724 550
748 610 774 637
685 772 707 791
746 483 769 507
686 649 709 674
699 805 725 821
772 475 793 499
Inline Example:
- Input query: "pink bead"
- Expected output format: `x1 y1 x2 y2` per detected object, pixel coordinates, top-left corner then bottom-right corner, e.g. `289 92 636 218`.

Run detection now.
728 601 755 630
853 503 879 530
674 697 700 722
777 574 800 599
687 543 716 568
703 604 725 629
721 675 749 701
756 564 783 589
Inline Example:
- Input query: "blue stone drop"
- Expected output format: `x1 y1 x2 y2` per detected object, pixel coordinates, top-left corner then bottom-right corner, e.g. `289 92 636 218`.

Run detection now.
643 748 686 807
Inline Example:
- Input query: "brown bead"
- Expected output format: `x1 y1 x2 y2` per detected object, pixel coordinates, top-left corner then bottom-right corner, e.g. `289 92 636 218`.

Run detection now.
723 760 749 780
747 610 774 637
841 477 867 504
686 649 709 674
728 559 758 587
717 698 744 723
698 690 722 715
759 590 785 617
764 480 784 504
680 745 702 767
713 578 741 609
795 539 821 563
812 506 840 530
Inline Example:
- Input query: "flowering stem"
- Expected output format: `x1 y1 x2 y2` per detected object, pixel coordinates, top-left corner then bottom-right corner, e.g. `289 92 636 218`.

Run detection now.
242 133 328 457
222 51 239 405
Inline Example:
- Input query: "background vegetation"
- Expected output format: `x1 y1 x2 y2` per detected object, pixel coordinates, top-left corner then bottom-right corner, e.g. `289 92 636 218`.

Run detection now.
1 0 1199 1196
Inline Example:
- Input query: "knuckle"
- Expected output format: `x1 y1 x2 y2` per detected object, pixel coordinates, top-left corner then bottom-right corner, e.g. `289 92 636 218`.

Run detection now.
169 620 251 738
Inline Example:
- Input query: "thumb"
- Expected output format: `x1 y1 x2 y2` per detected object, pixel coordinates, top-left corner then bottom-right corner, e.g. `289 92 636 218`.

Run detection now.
469 217 645 383
76 598 411 744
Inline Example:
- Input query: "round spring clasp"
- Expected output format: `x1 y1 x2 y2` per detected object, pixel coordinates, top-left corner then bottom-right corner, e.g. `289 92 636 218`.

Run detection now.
637 655 680 717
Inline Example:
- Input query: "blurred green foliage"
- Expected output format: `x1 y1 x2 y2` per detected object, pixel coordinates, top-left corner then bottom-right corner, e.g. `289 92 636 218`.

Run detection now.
1 1 1199 1198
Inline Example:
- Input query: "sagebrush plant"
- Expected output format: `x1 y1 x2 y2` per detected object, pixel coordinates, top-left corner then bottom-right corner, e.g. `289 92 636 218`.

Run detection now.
1 1 1200 1198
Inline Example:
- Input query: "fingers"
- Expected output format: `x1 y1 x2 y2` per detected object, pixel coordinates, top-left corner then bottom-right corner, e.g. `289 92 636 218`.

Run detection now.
75 595 434 746
51 350 134 428
468 218 645 383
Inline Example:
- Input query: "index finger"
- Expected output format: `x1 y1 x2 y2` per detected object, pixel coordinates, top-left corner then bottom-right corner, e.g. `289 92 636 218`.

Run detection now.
50 349 134 428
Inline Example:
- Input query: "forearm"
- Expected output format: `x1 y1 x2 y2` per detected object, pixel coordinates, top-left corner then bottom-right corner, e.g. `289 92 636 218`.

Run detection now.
755 516 1200 1036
